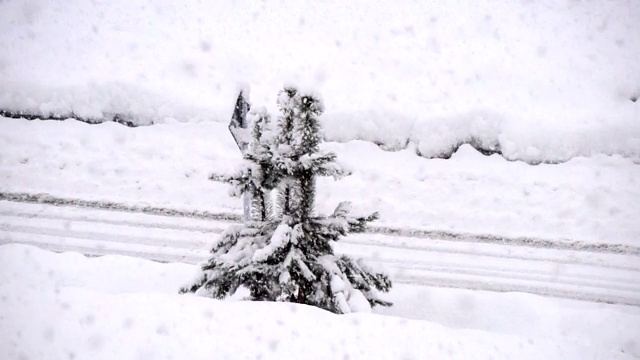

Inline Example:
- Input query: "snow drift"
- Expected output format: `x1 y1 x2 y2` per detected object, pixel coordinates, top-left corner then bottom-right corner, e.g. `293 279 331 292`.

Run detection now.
1 244 638 359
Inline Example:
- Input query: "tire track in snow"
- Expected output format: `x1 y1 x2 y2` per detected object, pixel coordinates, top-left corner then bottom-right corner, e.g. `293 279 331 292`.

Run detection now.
1 236 638 307
0 211 226 234
1 200 639 307
2 210 637 273
2 235 637 307
367 257 640 294
397 275 640 307
2 192 638 255
0 223 208 250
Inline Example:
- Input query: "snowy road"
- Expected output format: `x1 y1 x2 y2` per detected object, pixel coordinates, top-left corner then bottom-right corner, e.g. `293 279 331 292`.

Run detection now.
1 199 639 307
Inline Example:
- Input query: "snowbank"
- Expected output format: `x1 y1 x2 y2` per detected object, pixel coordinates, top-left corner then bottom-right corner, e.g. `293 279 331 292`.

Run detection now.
1 118 639 245
1 244 637 359
323 110 640 163
1 0 639 162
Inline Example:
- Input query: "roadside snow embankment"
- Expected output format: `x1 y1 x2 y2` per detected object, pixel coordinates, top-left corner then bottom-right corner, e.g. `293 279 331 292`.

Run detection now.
1 244 638 360
1 118 639 246
1 0 639 163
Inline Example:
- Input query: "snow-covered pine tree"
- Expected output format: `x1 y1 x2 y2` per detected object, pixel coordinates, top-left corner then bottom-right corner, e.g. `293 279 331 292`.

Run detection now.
208 107 278 221
181 87 392 314
268 87 392 312
273 87 299 218
246 108 278 221
180 107 281 296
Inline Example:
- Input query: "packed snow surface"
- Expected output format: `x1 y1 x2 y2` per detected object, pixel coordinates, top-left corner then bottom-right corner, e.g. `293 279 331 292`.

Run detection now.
1 118 639 246
1 244 638 360
1 0 639 162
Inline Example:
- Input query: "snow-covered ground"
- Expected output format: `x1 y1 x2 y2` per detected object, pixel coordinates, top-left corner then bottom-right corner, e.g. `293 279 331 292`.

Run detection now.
1 0 639 162
1 1 639 358
1 118 639 246
1 244 638 360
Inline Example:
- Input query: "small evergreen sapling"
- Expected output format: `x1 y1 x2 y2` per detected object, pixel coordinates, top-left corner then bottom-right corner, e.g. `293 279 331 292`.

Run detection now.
208 107 278 220
183 107 281 297
181 87 392 314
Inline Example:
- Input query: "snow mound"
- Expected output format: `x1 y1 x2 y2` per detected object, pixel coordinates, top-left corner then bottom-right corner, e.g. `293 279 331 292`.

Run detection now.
1 244 637 360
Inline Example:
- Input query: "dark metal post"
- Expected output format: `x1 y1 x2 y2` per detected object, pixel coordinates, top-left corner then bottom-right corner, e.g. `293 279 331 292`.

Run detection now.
228 91 252 222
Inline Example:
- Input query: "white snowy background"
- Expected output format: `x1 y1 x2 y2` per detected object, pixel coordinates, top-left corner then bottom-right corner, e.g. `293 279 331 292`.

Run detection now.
1 0 639 162
1 0 639 359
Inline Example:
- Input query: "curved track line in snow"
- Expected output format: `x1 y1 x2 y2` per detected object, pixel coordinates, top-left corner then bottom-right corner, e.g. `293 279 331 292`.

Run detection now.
397 275 640 307
0 192 241 221
2 210 636 273
2 192 638 255
367 226 640 255
6 211 636 283
1 201 639 307
370 258 640 294
344 237 640 273
2 236 638 307
0 237 205 264
4 212 637 287
0 224 208 250
0 211 225 233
